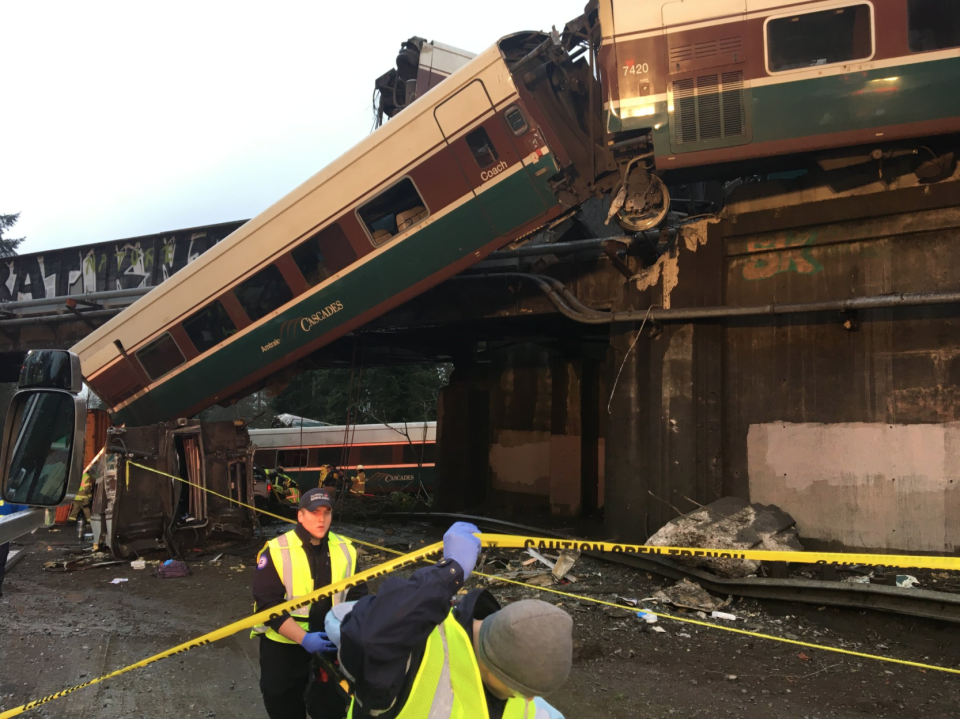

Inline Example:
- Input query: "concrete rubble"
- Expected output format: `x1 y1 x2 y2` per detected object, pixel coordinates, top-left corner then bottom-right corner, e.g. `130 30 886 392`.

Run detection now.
646 496 803 578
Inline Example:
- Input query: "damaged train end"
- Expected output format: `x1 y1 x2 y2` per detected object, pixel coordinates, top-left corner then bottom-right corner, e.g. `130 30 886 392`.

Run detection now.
92 419 256 558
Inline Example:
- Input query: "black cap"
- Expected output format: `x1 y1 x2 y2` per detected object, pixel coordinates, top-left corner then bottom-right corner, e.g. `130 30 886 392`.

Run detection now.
299 487 334 512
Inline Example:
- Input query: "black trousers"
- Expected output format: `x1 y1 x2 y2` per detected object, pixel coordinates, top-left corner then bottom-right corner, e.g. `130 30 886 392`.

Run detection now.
0 543 9 593
258 636 347 719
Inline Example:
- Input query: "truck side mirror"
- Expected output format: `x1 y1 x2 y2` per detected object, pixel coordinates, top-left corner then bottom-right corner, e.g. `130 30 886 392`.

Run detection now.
0 350 86 507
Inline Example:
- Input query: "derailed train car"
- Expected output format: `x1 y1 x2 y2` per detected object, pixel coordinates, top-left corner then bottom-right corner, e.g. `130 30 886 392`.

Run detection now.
76 32 610 426
74 0 960 428
89 419 255 558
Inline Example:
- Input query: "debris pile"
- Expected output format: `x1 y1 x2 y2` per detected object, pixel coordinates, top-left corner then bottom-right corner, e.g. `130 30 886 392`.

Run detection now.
646 497 803 578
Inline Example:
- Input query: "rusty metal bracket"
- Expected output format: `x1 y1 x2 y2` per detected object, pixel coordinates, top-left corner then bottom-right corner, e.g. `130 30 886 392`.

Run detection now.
603 240 634 279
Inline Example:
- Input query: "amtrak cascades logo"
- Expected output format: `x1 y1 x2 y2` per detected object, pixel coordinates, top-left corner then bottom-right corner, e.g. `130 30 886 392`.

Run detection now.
300 300 344 332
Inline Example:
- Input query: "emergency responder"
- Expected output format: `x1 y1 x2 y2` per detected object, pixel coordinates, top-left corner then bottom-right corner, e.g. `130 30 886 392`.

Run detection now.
321 465 352 498
272 467 301 506
251 487 366 719
350 466 366 495
333 522 571 718
68 466 94 523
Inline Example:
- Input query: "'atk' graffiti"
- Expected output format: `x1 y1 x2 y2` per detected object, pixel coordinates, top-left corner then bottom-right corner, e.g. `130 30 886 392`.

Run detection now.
741 230 824 281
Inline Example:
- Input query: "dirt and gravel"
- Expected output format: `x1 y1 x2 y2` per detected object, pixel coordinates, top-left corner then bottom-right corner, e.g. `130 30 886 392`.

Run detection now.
1 521 959 719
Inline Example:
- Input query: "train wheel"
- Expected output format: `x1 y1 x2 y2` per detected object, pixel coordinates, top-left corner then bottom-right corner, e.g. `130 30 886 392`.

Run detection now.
615 173 670 232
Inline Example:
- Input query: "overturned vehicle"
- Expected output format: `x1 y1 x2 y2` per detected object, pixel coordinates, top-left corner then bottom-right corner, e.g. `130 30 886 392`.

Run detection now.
88 418 256 558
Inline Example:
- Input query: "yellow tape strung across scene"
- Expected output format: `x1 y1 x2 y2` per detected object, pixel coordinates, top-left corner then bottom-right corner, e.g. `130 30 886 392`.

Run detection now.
0 459 931 718
5 459 960 719
128 461 960 572
0 540 445 719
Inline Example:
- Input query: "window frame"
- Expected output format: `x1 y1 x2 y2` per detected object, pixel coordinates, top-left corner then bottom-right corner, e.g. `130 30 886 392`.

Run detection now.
763 2 876 76
182 299 238 355
355 175 431 248
465 126 500 169
291 221 357 286
906 0 960 54
503 105 529 136
232 263 295 323
135 332 186 382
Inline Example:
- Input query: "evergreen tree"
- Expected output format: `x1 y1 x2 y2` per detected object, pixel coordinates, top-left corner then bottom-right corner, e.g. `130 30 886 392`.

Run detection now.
0 212 24 257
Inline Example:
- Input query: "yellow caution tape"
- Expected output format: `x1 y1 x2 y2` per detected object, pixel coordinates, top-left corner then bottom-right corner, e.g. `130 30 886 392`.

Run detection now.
481 534 960 571
0 458 927 719
0 541 443 719
127 460 960 572
481 571 960 676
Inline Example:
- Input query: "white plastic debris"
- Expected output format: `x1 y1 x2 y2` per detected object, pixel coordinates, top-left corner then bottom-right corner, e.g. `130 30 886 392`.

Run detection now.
651 626 667 633
636 610 658 624
130 560 146 570
896 575 920 589
110 578 128 584
711 610 738 621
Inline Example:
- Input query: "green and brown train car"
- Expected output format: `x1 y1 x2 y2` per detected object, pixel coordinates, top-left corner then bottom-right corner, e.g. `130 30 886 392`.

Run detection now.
77 34 601 425
600 0 960 172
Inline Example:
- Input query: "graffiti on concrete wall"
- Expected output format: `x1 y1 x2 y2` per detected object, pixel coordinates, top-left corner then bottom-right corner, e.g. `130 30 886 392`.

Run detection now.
741 230 824 281
0 221 245 302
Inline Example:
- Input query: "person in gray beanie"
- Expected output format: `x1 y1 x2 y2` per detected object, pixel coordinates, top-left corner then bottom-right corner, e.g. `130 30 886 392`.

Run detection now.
333 522 571 718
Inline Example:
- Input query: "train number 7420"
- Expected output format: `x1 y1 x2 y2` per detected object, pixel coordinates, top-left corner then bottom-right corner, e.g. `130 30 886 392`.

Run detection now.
623 62 650 76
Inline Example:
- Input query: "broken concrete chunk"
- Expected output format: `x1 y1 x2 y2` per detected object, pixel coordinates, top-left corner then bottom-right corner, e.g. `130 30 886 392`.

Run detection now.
652 578 725 612
646 496 803 578
551 549 579 581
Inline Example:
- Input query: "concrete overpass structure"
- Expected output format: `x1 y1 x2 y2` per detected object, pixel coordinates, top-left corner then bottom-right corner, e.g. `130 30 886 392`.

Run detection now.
5 170 960 554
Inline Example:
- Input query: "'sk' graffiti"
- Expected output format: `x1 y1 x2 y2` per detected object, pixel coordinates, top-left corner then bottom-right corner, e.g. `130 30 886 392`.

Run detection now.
741 230 824 281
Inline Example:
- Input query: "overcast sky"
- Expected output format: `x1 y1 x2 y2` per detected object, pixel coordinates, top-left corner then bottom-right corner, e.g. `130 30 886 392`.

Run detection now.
1 1 586 255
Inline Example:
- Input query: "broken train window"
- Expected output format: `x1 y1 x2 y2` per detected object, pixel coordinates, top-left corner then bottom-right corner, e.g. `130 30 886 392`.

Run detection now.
357 177 429 246
465 127 500 169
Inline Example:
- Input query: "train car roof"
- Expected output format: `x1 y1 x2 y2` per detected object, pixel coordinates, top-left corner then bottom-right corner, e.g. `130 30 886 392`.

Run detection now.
72 37 519 378
600 0 819 40
249 422 436 448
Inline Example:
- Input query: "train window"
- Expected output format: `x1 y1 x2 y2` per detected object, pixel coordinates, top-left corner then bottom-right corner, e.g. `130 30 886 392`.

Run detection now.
183 300 237 354
254 449 276 469
504 106 529 136
315 447 343 466
402 443 436 465
292 223 357 286
357 177 429 246
358 445 394 466
135 333 185 381
233 264 294 322
277 449 308 468
766 5 873 73
465 127 500 169
908 0 960 52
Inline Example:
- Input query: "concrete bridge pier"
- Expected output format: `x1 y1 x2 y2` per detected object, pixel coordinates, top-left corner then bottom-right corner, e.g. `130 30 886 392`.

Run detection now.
435 343 606 520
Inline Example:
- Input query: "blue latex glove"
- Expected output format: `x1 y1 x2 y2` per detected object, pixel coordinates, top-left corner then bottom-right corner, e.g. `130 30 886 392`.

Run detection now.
442 522 481 581
533 697 565 719
301 631 337 655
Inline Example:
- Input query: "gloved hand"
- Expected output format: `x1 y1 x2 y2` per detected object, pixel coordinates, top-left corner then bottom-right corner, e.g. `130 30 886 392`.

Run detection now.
442 521 481 581
533 697 566 719
301 631 338 655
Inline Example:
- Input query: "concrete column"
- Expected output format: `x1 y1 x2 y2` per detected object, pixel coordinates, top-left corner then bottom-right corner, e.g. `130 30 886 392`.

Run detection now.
435 370 489 511
549 356 581 516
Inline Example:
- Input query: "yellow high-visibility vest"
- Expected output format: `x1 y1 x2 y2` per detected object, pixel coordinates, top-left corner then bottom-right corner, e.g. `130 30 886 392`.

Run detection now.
252 529 357 644
347 611 537 718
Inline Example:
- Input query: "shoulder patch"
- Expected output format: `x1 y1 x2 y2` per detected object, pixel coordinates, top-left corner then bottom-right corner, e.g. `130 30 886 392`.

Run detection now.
257 552 269 570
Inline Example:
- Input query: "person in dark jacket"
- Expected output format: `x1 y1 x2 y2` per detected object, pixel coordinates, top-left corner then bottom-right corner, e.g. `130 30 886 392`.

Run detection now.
251 487 367 719
331 522 570 718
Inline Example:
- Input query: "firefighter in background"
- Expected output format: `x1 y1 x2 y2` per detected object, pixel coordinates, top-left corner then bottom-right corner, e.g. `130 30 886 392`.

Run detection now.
321 464 352 498
68 466 95 523
270 467 301 507
351 465 366 495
